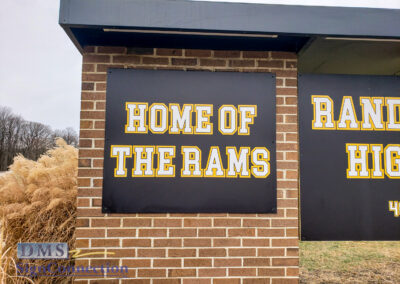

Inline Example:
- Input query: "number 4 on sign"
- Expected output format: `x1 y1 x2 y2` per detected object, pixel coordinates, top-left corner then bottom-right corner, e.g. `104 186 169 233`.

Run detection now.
389 201 400 217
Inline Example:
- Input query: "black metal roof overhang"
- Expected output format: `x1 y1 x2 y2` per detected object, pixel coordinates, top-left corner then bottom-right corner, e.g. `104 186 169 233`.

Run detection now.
59 0 400 75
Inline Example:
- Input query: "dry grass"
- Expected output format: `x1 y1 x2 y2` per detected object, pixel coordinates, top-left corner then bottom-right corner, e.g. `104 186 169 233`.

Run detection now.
300 241 400 283
0 139 77 283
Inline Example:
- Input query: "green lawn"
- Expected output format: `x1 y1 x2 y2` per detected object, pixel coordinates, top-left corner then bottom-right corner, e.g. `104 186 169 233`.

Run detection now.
300 241 400 283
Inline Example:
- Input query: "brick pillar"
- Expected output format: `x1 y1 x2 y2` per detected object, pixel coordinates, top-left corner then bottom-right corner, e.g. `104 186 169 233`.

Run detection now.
76 47 299 283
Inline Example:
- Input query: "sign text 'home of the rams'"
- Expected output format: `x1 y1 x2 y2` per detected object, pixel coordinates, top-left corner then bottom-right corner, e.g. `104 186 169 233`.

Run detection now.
103 70 276 213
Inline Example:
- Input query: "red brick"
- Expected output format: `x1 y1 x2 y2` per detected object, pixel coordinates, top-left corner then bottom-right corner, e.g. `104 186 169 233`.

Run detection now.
242 51 269 58
214 279 240 284
243 279 271 284
122 239 151 247
78 139 92 148
184 238 211 247
228 248 256 257
270 51 297 59
258 229 285 237
244 258 270 266
154 218 182 227
242 239 270 247
169 228 197 237
82 63 95 72
153 259 182 267
198 229 226 237
285 78 297 86
258 268 285 276
258 60 284 68
168 269 196 277
229 268 257 276
198 268 226 277
92 218 120 227
169 249 196 257
287 267 299 276
257 248 285 257
77 199 90 207
82 73 107 82
96 82 107 91
214 238 241 247
80 130 105 139
137 269 166 277
272 258 299 266
78 158 91 168
91 238 120 247
75 228 105 238
274 70 297 78
80 121 93 130
286 228 299 237
137 249 166 257
127 47 154 55
97 46 126 53
107 229 136 237
108 248 135 257
271 279 299 284
213 218 241 227
271 219 298 228
77 188 102 197
214 50 240 58
76 208 103 217
154 239 182 247
198 248 226 257
113 55 140 64
287 248 299 256
80 110 105 120
184 258 212 267
229 60 255 67
139 228 167 237
186 49 212 57
183 280 211 284
142 57 169 65
199 59 226 67
83 55 110 63
157 48 183 56
81 92 105 100
122 259 151 267
75 239 89 248
214 258 242 267
172 58 197 66
228 228 255 237
243 219 270 227
79 149 104 158
92 198 102 207
81 101 94 110
97 64 124 72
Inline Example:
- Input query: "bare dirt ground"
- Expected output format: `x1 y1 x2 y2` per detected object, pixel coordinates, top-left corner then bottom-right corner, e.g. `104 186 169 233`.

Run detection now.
300 241 400 283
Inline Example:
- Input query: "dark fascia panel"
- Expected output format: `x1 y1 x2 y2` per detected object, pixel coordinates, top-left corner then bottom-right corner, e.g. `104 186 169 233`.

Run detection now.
70 27 309 53
59 0 400 38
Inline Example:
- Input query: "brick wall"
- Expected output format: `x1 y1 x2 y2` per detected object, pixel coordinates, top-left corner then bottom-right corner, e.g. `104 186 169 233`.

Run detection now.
76 47 299 283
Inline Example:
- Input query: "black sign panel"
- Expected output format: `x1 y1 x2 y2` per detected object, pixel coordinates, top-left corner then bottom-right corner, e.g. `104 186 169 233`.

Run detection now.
300 74 400 240
103 69 276 213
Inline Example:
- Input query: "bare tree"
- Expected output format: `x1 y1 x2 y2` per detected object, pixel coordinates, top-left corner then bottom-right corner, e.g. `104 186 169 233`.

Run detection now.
20 121 53 161
0 107 24 170
0 106 79 171
53 127 79 147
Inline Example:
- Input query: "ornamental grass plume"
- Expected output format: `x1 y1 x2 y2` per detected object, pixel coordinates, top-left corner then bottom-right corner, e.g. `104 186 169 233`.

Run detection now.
0 139 77 283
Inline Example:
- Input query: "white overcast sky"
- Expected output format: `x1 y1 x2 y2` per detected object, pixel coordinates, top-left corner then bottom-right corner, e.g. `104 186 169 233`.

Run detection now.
0 0 399 132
